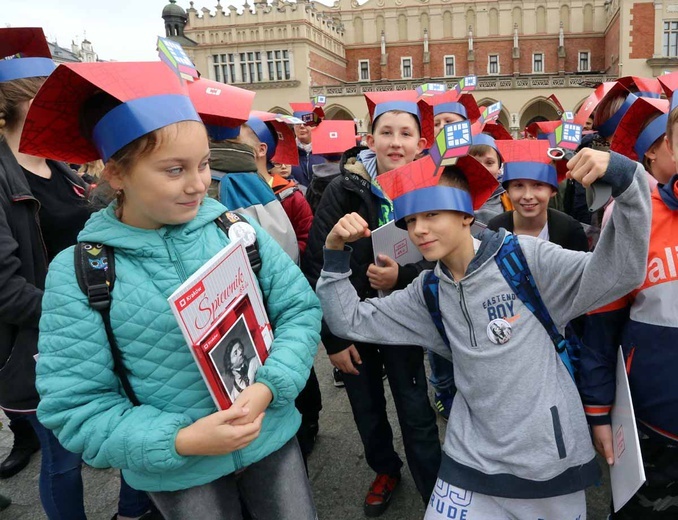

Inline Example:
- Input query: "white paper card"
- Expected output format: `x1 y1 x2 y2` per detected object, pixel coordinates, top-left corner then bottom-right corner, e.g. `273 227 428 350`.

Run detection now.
371 220 423 297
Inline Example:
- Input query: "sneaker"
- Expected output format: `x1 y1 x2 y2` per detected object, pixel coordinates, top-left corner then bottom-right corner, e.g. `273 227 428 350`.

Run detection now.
434 392 454 421
364 472 401 517
333 367 345 388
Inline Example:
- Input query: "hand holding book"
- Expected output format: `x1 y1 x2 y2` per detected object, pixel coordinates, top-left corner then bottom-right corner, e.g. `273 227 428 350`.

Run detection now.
229 383 273 426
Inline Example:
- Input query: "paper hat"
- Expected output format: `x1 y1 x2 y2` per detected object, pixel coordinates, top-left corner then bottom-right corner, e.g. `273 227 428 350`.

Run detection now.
470 133 502 161
377 153 498 228
364 90 434 145
610 97 669 162
480 121 513 141
157 36 199 82
525 120 562 140
311 120 356 155
246 111 299 166
658 71 678 99
20 61 201 164
416 83 448 98
424 90 481 122
187 78 255 140
0 27 56 82
496 140 559 189
454 75 478 94
289 102 325 127
615 76 663 98
574 81 617 126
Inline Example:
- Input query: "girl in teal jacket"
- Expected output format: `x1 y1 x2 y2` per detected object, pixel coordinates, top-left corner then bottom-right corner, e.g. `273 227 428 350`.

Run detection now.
23 62 321 520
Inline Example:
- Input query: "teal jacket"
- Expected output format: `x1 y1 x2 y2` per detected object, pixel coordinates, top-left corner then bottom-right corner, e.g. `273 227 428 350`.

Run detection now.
35 198 321 492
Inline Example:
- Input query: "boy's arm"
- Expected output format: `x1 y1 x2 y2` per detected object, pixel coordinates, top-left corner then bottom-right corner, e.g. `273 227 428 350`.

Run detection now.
522 150 651 325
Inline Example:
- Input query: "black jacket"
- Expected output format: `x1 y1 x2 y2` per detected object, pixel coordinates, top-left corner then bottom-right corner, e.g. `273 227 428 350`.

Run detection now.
0 140 87 411
487 208 590 252
302 146 433 354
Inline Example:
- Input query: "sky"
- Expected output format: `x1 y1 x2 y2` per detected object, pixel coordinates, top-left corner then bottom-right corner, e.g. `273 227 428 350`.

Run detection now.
4 0 332 62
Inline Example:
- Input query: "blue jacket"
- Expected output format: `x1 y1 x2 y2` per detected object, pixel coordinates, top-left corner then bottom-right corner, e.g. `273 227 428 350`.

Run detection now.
291 146 325 187
35 197 321 492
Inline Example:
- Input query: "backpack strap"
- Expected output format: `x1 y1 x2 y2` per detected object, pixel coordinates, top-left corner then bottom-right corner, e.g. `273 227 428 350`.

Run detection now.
74 243 141 406
422 270 450 349
494 233 576 381
214 211 262 274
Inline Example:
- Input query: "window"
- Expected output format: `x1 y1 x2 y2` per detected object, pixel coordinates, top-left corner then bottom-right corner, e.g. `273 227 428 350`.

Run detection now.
664 21 678 57
532 53 544 73
239 51 263 83
359 59 370 81
401 57 412 79
444 55 455 77
267 50 291 81
488 54 499 75
212 54 237 83
578 51 590 72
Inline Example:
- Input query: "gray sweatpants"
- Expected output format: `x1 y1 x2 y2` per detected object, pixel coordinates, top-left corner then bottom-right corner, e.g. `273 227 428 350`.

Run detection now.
424 478 586 520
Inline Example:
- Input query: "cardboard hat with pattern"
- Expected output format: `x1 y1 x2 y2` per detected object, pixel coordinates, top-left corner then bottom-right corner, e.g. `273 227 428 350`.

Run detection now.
422 89 481 123
20 61 201 164
496 140 560 190
658 71 678 99
615 76 663 98
187 78 255 141
0 27 56 83
574 81 617 126
246 111 300 166
480 121 513 141
610 97 669 162
378 140 498 228
525 120 562 140
363 90 434 145
289 102 325 127
311 120 357 155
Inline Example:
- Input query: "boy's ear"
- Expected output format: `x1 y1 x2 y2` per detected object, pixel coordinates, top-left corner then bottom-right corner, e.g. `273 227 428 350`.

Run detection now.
258 142 268 161
366 133 376 151
463 214 475 227
417 137 427 154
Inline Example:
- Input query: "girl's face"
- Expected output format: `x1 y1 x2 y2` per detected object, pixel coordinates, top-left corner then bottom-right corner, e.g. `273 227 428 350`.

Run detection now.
270 163 291 178
109 122 211 230
471 149 501 179
367 112 426 174
648 136 676 185
506 179 555 219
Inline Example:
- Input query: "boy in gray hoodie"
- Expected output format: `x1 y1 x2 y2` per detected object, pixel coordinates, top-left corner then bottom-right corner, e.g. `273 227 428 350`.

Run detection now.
315 146 651 519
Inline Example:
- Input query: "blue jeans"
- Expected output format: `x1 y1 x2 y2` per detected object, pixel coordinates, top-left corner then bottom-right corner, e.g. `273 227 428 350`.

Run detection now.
427 351 456 396
26 414 150 519
148 438 316 520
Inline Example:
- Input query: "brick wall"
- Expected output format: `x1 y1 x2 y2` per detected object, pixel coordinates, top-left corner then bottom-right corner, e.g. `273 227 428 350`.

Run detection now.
605 13 621 74
345 47 381 81
630 2 655 59
564 36 607 73
309 50 348 86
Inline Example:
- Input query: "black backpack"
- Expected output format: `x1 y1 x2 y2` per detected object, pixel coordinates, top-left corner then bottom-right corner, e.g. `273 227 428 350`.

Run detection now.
305 171 340 214
74 212 261 405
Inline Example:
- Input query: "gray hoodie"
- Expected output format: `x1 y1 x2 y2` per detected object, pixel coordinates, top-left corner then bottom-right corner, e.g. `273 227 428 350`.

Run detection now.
316 152 651 499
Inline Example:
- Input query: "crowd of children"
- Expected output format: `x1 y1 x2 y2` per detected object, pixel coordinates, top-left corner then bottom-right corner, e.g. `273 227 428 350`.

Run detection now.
0 24 676 520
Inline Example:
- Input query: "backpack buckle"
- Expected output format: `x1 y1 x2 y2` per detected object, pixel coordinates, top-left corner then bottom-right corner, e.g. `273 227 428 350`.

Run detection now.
556 338 568 353
87 283 111 311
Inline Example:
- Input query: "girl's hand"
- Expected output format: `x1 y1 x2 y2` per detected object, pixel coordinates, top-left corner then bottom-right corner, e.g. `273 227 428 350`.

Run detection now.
325 213 371 250
175 406 264 456
566 148 611 187
229 383 273 426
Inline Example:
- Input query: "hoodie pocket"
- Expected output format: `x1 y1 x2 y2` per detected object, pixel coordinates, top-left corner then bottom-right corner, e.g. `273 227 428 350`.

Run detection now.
550 406 567 459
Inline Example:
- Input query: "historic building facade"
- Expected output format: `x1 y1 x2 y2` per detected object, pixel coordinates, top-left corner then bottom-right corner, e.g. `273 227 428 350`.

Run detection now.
163 0 678 135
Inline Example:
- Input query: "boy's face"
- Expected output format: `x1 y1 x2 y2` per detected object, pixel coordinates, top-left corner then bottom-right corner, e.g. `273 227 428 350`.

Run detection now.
506 179 555 220
405 210 473 266
434 112 465 135
367 112 426 174
471 149 501 179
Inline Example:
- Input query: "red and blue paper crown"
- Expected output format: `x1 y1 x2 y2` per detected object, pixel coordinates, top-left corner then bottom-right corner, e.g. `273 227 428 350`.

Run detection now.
0 28 56 83
363 90 434 144
289 102 325 127
157 36 199 82
311 120 357 155
19 61 201 164
247 111 300 166
187 77 255 141
496 140 559 189
480 121 513 141
415 83 448 98
377 123 498 228
610 97 669 162
525 120 562 140
423 89 481 123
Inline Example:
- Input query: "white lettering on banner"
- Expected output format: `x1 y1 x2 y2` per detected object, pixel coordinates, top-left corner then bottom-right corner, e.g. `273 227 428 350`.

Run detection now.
647 246 678 284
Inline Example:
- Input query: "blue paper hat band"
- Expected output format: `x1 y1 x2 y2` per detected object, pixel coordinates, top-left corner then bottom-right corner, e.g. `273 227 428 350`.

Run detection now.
471 133 500 154
634 113 668 160
636 91 661 99
597 93 637 137
0 57 56 82
433 102 468 119
502 162 558 190
373 101 422 125
246 116 276 162
92 94 201 163
293 110 311 119
393 186 474 229
206 124 241 141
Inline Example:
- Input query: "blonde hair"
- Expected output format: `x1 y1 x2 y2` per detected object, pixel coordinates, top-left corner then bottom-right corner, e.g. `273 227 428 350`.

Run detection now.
0 77 45 136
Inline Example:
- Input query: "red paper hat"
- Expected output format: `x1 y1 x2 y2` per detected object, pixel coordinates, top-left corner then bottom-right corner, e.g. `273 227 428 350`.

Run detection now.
658 71 678 98
423 90 481 122
616 76 663 98
20 61 200 164
364 90 434 146
0 27 55 82
574 81 617 126
289 102 325 126
610 97 669 162
247 111 299 166
496 140 566 185
480 121 513 141
311 120 356 155
525 120 562 139
378 152 498 211
187 78 255 128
